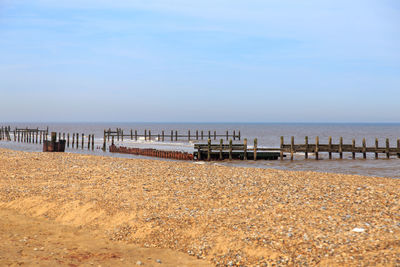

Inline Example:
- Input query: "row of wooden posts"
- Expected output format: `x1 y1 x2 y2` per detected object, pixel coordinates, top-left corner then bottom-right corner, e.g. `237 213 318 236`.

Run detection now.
281 136 400 160
195 136 400 161
0 126 95 151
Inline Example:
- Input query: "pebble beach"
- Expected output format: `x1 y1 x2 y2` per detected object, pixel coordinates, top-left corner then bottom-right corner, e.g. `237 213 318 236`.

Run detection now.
0 148 399 266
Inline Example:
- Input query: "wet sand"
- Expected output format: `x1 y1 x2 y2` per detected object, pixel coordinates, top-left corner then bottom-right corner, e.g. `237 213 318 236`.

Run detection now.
0 148 399 266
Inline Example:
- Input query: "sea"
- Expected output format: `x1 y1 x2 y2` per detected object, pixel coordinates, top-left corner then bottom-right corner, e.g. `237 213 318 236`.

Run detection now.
1 122 399 179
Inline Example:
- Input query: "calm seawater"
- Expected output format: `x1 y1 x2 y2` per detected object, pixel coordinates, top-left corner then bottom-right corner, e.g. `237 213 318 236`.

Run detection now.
1 122 399 179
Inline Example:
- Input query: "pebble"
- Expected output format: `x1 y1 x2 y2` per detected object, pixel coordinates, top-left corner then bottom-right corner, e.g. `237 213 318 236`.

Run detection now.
136 261 143 265
156 259 162 263
352 228 365 233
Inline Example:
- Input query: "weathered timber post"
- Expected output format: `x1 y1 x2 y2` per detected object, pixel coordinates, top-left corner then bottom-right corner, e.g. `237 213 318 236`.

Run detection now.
362 138 367 159
58 132 61 141
397 139 400 158
175 131 178 141
315 136 319 160
92 134 94 150
112 136 114 146
238 131 241 141
72 133 75 148
305 136 309 159
226 131 228 141
328 136 332 159
148 130 151 141
339 137 343 159
67 133 69 147
290 136 294 160
207 139 211 161
13 130 16 142
135 130 138 141
121 130 124 141
386 138 390 158
280 136 284 160
18 131 20 142
214 131 216 140
375 138 379 159
233 130 236 141
352 139 356 159
219 139 223 160
108 129 111 141
197 144 202 160
201 131 204 140
243 138 248 160
208 131 211 140
162 130 164 142
130 129 133 140
81 133 84 149
144 130 147 141
88 134 91 149
196 130 198 140
188 130 191 141
76 133 79 149
117 129 120 141
40 132 43 144
254 138 258 161
229 139 233 160
62 133 65 141
171 130 173 141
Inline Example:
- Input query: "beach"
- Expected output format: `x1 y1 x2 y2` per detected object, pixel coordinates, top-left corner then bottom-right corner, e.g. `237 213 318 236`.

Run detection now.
0 148 399 266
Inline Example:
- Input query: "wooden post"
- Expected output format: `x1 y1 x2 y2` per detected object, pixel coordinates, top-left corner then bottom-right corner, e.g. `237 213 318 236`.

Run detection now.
148 130 151 141
254 138 257 161
207 139 211 161
175 131 178 141
208 131 211 140
280 136 284 160
226 131 228 141
117 129 120 141
397 139 400 159
219 139 223 160
92 134 94 150
243 138 247 160
81 133 84 149
197 145 202 160
290 136 294 160
144 130 147 141
135 130 138 141
188 130 191 141
375 138 379 159
121 130 124 141
238 131 241 140
315 136 319 160
328 136 332 159
162 130 164 142
386 138 390 159
201 131 204 140
88 134 91 149
233 130 236 141
339 137 343 159
112 136 114 146
108 129 111 141
58 132 61 141
67 133 69 147
76 133 79 149
305 136 308 159
13 130 16 142
229 139 233 160
362 138 367 159
72 133 75 148
171 130 173 141
196 130 198 140
214 131 216 140
352 139 356 159
62 133 65 141
130 129 133 140
18 131 20 142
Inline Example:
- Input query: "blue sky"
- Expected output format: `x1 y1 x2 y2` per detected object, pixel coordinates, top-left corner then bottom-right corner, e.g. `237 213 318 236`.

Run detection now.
0 0 399 122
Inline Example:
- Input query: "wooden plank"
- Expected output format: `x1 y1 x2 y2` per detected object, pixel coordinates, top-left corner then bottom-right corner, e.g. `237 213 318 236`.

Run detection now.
243 138 247 160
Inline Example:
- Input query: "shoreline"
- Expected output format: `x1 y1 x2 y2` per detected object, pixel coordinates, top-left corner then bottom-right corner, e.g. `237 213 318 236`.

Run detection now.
0 148 399 265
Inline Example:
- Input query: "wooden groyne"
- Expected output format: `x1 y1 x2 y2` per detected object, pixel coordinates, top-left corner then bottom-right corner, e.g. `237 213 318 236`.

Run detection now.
102 128 240 151
0 126 95 151
109 145 194 160
280 136 400 160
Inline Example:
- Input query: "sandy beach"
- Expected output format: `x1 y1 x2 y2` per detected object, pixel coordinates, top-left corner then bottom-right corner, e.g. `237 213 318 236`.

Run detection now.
0 148 399 266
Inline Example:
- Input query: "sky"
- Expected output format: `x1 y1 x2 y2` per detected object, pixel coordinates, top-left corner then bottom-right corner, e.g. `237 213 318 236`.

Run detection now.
0 0 399 122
